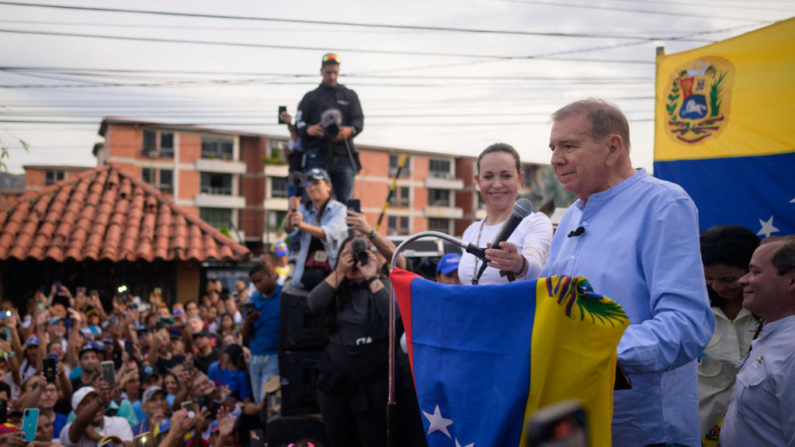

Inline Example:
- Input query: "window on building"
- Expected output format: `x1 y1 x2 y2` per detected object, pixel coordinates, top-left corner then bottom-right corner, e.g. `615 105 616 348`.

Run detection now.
428 218 451 233
267 139 287 162
141 168 156 187
45 170 65 185
428 189 451 207
159 169 173 194
389 155 411 177
200 172 233 195
388 186 410 207
270 177 288 198
387 215 410 236
160 133 174 158
142 130 157 157
200 208 233 230
201 137 234 160
429 159 452 179
267 210 288 231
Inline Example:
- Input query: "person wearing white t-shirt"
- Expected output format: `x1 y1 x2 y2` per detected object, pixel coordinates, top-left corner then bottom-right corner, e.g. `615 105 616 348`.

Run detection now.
458 143 553 286
60 383 134 447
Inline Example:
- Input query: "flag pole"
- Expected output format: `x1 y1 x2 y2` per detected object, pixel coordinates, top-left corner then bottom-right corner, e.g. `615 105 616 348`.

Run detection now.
387 231 482 447
375 153 408 232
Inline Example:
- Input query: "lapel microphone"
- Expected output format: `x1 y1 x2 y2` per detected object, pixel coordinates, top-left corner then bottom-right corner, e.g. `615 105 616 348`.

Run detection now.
567 226 586 238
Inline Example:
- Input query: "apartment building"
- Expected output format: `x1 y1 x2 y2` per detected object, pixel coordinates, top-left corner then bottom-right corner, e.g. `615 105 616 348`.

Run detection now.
0 165 92 208
95 118 545 255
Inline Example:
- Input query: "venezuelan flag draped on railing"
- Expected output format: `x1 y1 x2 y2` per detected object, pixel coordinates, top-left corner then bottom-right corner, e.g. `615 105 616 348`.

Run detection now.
391 268 628 447
653 18 795 238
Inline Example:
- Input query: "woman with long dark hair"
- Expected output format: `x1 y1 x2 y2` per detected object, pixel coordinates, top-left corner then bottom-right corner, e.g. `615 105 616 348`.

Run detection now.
307 235 389 447
698 225 762 439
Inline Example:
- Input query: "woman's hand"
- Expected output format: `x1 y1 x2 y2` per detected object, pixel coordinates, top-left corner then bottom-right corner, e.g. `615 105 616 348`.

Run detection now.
358 251 378 279
485 241 525 273
335 250 356 277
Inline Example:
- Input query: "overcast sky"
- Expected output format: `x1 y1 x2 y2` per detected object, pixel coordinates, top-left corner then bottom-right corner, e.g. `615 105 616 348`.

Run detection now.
1 0 792 174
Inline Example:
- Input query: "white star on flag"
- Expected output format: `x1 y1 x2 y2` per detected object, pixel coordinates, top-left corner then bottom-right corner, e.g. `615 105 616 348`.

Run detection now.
423 405 453 439
456 438 475 447
757 215 780 239
790 198 795 203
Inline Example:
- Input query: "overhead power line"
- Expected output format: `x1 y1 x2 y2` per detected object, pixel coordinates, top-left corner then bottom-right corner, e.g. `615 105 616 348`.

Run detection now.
0 29 657 63
499 0 775 22
0 1 738 40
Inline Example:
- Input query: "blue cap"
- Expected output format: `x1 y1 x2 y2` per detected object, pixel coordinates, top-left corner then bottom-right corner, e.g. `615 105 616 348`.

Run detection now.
26 336 39 347
437 254 462 275
305 168 330 183
273 240 289 257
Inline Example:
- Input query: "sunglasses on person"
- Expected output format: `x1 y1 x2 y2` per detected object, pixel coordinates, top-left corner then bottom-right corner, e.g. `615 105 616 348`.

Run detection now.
322 53 340 64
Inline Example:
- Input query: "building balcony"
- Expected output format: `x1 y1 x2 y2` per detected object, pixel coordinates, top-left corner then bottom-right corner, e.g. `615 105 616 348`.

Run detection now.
194 194 246 208
195 158 246 174
264 164 289 177
264 197 289 211
425 206 464 219
424 176 464 190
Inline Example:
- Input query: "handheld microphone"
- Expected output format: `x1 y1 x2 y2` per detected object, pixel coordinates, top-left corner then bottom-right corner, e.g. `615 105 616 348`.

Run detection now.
473 198 533 284
567 226 586 238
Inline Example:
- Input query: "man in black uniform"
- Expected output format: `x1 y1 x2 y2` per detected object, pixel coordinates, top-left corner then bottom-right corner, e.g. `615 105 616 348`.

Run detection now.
295 53 364 203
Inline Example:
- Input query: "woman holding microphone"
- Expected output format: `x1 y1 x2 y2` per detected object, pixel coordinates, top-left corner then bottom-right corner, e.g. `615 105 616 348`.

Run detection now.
458 143 553 285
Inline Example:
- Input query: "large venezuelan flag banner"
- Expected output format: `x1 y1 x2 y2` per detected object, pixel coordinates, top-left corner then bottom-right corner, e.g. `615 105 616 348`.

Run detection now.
391 268 628 447
653 18 795 238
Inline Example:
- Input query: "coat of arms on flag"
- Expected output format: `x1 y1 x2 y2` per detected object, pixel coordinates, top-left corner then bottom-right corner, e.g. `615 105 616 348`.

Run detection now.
664 58 735 144
391 268 628 447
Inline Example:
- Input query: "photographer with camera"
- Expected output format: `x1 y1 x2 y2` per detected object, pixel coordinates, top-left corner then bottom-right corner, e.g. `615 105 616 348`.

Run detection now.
284 168 348 291
306 235 390 447
295 53 364 203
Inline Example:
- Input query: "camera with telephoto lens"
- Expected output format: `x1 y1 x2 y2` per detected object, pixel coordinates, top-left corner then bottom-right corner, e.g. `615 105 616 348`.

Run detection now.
321 109 342 140
351 236 370 266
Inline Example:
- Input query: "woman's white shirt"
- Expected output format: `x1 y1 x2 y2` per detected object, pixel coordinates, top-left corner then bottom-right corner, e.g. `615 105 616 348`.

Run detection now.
457 211 553 285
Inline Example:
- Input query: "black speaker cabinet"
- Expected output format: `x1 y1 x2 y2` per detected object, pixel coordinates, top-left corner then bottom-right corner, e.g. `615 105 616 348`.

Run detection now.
279 283 329 351
279 349 321 416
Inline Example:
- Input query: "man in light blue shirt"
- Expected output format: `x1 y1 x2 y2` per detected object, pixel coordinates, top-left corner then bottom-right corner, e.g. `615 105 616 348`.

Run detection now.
543 99 714 446
721 236 795 447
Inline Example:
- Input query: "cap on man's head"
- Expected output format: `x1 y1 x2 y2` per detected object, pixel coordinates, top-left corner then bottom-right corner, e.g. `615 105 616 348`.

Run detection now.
321 53 340 66
50 317 65 326
26 336 39 347
169 327 183 341
273 240 289 257
142 385 167 405
306 168 330 183
437 253 462 275
71 386 98 409
140 364 161 383
85 307 99 318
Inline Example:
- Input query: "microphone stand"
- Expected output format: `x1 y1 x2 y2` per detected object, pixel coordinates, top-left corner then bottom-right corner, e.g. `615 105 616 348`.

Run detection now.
386 231 484 447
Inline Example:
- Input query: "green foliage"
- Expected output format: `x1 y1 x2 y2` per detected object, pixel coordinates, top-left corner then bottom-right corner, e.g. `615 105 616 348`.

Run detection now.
575 294 628 328
0 132 30 171
220 226 232 239
709 71 727 117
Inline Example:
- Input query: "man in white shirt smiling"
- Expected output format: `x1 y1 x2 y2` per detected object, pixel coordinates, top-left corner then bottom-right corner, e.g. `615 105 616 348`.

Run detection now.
721 235 795 446
60 382 134 447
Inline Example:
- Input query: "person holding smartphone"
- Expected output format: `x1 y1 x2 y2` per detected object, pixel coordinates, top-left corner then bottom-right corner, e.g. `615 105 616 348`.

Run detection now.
14 373 68 440
60 381 133 447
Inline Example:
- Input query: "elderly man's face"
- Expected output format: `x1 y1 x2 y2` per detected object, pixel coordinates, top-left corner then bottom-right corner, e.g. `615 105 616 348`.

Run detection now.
738 242 791 321
549 113 613 201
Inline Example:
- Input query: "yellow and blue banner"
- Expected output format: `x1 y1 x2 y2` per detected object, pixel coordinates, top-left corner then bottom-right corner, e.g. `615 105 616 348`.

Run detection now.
653 18 795 237
391 268 628 447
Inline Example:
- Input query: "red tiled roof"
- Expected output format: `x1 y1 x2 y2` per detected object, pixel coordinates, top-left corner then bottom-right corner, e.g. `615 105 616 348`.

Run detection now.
0 165 250 262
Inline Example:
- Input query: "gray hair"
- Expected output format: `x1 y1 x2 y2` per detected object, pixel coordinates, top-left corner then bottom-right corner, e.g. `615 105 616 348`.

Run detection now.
760 235 795 275
551 98 631 151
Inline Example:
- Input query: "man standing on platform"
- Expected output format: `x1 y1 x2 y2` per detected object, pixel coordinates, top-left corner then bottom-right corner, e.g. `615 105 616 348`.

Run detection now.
542 98 714 446
295 53 364 203
721 236 795 447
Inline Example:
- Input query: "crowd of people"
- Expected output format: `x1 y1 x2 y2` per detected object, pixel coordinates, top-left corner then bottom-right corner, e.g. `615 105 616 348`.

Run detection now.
2 92 793 447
